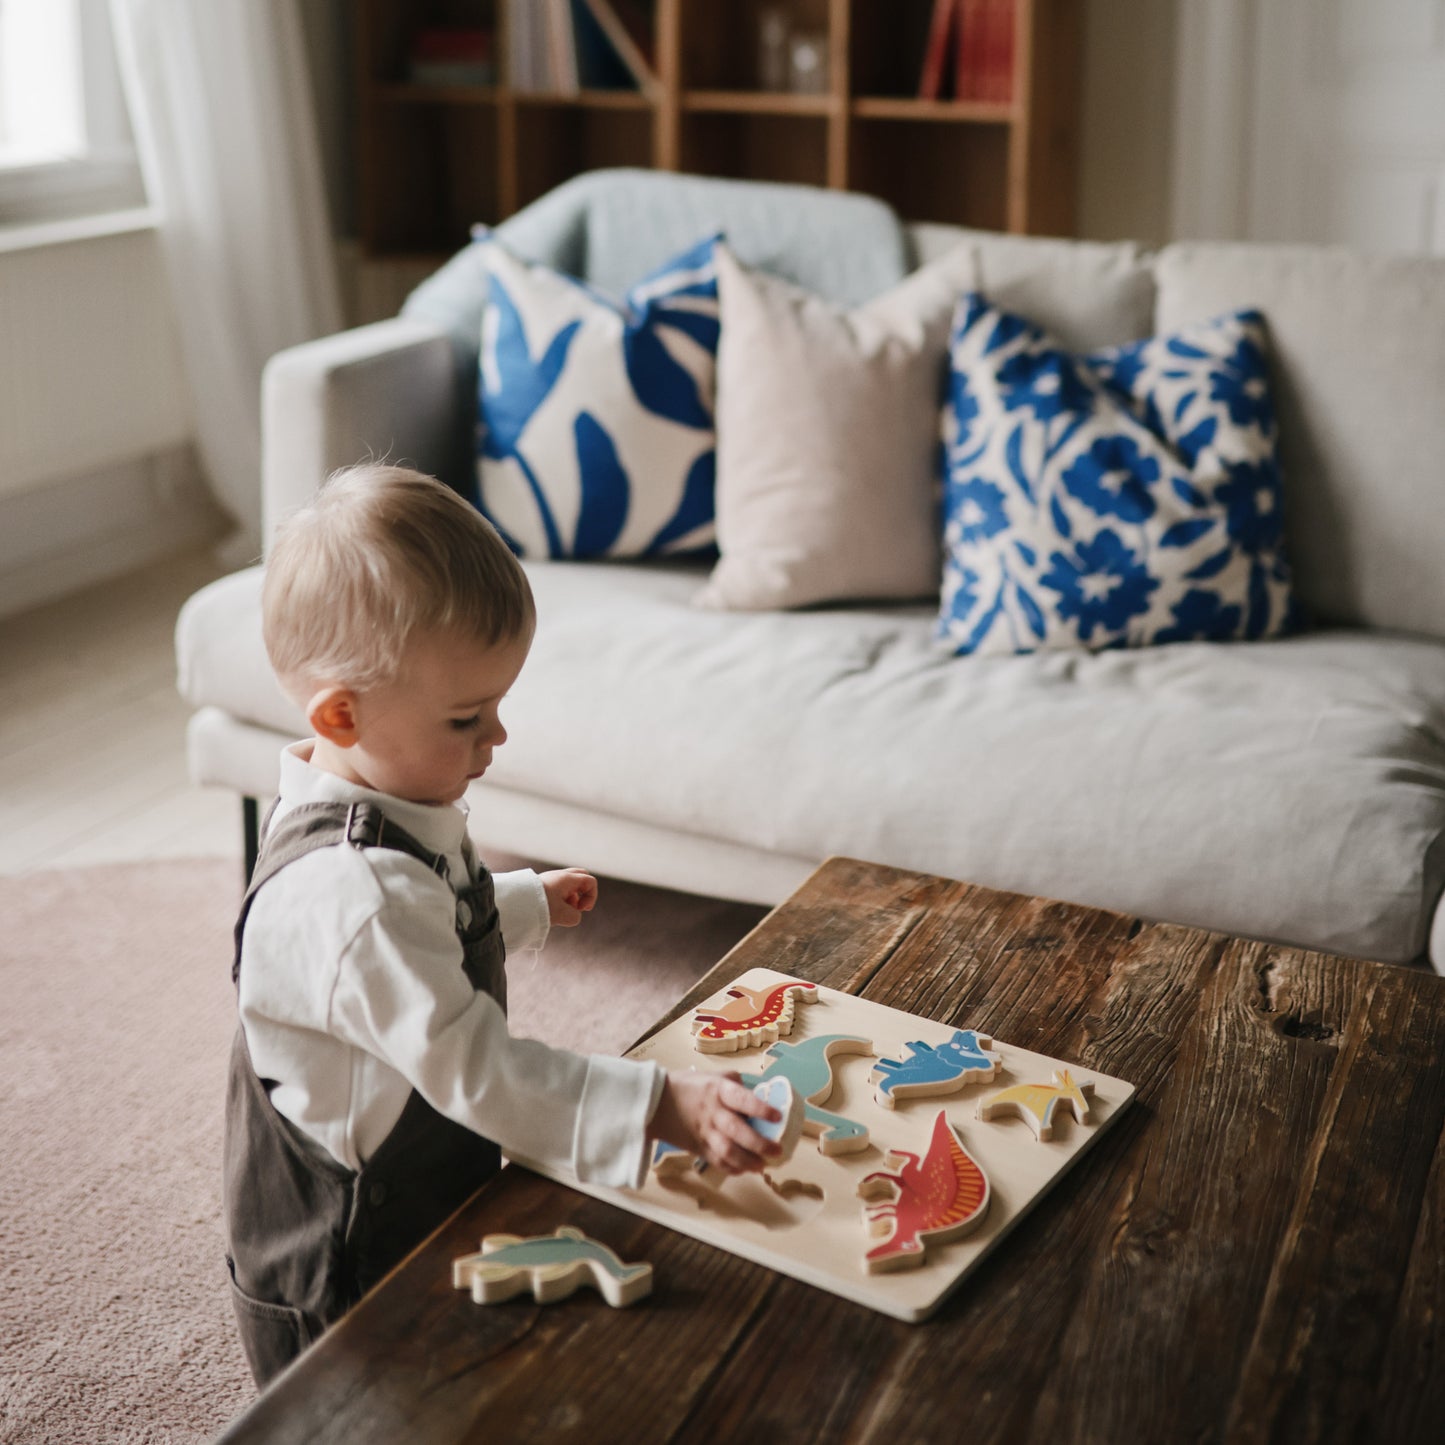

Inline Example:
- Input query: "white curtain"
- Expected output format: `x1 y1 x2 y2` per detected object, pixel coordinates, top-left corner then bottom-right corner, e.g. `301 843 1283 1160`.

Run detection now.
109 0 343 558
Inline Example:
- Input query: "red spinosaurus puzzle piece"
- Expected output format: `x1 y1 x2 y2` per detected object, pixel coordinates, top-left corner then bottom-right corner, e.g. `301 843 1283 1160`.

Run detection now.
857 1110 992 1272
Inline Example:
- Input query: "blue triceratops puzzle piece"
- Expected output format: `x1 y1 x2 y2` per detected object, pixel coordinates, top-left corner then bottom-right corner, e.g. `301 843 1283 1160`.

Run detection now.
870 1028 1002 1109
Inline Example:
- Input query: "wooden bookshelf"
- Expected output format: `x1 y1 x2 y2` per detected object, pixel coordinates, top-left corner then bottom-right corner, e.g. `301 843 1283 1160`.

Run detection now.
353 0 1082 263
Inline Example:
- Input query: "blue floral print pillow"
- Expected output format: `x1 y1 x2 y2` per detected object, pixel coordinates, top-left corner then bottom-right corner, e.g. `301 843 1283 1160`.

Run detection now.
474 232 720 558
938 295 1296 655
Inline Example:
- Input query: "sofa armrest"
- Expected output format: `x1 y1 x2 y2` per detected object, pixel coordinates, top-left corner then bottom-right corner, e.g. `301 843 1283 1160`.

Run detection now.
260 317 460 551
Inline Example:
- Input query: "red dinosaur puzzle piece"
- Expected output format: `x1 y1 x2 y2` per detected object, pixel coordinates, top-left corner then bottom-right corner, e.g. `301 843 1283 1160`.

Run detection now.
857 1109 991 1272
690 978 818 1053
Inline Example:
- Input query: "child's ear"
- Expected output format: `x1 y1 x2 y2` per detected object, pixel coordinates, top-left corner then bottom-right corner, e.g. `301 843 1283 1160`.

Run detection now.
307 687 361 748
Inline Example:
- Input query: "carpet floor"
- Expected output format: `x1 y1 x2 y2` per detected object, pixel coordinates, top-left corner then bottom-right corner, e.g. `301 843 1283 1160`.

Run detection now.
0 857 765 1444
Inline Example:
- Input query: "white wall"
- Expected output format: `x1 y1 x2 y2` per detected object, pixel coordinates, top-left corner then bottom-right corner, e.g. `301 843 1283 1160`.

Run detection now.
1172 0 1445 254
0 2 352 621
1078 0 1181 245
0 220 226 619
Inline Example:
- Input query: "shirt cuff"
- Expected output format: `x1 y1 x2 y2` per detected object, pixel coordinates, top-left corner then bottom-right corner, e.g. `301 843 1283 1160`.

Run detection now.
571 1056 667 1190
493 869 550 954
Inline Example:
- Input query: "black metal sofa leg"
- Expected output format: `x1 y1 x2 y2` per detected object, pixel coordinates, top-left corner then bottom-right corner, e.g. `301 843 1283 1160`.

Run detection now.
242 796 259 883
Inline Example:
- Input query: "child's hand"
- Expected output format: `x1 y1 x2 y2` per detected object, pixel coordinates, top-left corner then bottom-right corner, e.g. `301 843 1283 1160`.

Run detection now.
540 868 598 927
650 1070 782 1176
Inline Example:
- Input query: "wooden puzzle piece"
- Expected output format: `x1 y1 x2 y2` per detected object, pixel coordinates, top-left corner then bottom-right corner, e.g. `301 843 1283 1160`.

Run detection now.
977 1068 1094 1141
857 1110 991 1273
650 1078 805 1186
748 1075 807 1163
741 1033 875 1155
690 978 818 1054
451 1226 653 1307
870 1028 1002 1109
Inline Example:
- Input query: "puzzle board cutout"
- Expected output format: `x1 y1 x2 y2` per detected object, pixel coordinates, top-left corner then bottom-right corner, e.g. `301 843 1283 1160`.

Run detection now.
509 968 1135 1322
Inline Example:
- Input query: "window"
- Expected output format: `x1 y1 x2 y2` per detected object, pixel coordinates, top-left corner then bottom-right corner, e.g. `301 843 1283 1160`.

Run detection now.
0 0 145 225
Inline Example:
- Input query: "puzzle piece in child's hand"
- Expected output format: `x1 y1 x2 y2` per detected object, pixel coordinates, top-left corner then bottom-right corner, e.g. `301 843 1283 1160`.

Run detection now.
451 1226 653 1307
741 1033 875 1155
748 1076 805 1165
977 1068 1094 1141
857 1110 991 1273
690 978 818 1053
870 1028 1002 1109
650 1078 805 1187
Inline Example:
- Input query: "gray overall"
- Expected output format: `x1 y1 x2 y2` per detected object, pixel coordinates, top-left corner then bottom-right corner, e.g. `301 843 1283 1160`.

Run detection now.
223 800 506 1386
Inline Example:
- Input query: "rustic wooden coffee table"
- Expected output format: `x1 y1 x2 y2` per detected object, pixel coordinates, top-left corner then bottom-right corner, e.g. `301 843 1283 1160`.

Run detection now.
218 858 1445 1444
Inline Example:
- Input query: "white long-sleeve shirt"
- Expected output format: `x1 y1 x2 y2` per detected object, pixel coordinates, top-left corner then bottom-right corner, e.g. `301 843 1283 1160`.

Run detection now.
237 742 664 1190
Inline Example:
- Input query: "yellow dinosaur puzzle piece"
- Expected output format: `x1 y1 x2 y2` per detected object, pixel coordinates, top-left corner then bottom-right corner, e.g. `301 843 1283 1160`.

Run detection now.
977 1068 1094 1141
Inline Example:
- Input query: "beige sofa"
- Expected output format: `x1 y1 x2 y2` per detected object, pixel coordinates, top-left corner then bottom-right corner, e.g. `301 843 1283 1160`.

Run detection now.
175 171 1445 971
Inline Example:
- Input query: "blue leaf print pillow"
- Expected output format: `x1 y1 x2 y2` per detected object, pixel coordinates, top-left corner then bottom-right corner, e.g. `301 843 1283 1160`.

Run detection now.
474 232 720 559
938 294 1296 656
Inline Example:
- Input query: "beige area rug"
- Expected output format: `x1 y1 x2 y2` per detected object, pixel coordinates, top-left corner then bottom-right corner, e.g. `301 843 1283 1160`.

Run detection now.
0 857 765 1445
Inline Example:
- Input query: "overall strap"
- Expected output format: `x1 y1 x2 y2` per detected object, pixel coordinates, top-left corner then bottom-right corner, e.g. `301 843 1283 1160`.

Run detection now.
231 800 450 986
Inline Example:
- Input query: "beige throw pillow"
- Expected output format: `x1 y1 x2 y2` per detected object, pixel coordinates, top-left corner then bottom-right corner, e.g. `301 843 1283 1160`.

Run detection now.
696 241 979 611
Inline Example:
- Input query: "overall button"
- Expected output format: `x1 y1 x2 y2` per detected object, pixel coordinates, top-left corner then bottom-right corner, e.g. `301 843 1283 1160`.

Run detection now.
368 1182 387 1208
456 899 473 929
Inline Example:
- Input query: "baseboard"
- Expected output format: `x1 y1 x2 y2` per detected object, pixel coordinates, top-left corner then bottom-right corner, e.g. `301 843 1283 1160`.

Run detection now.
0 446 232 619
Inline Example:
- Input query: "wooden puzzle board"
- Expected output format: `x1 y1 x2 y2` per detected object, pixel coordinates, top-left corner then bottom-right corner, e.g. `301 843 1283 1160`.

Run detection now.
510 968 1135 1322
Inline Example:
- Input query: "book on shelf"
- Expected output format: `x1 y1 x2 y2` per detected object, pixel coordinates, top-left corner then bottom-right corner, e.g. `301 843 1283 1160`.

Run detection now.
547 0 580 94
918 0 961 101
987 0 1017 102
954 0 1015 104
406 27 496 88
506 0 654 95
954 0 980 100
506 0 535 90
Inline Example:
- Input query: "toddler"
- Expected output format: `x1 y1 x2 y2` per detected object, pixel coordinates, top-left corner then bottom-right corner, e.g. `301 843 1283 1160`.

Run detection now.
224 464 778 1386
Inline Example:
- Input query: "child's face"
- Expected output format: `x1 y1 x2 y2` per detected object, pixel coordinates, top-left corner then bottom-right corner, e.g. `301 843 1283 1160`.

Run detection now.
326 626 533 806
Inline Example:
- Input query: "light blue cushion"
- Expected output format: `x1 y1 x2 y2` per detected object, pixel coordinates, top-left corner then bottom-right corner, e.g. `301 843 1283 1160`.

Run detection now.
938 295 1297 656
474 232 720 559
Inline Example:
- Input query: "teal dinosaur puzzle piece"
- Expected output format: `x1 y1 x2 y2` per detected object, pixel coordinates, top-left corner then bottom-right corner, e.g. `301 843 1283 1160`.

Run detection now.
452 1226 653 1308
742 1032 875 1156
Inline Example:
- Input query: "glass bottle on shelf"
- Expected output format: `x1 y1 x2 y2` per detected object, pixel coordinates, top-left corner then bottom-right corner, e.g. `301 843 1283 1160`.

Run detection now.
758 8 790 92
787 32 828 95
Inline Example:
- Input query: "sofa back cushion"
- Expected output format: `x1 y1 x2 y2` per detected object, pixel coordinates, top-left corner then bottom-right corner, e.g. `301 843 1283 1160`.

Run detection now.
1155 243 1445 639
908 223 1157 351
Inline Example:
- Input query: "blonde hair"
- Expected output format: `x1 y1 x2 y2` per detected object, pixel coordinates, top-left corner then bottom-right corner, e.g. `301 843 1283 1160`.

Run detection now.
262 465 533 692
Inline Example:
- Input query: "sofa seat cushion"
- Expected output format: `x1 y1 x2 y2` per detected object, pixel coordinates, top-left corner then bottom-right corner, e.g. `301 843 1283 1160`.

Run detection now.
176 559 1445 965
495 561 1445 965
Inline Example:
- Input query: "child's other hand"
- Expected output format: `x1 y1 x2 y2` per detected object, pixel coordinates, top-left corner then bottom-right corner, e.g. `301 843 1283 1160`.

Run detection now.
650 1070 782 1176
540 867 598 927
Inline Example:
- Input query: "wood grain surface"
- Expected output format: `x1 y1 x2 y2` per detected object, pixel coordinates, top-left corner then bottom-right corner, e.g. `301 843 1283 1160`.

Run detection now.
218 858 1445 1445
